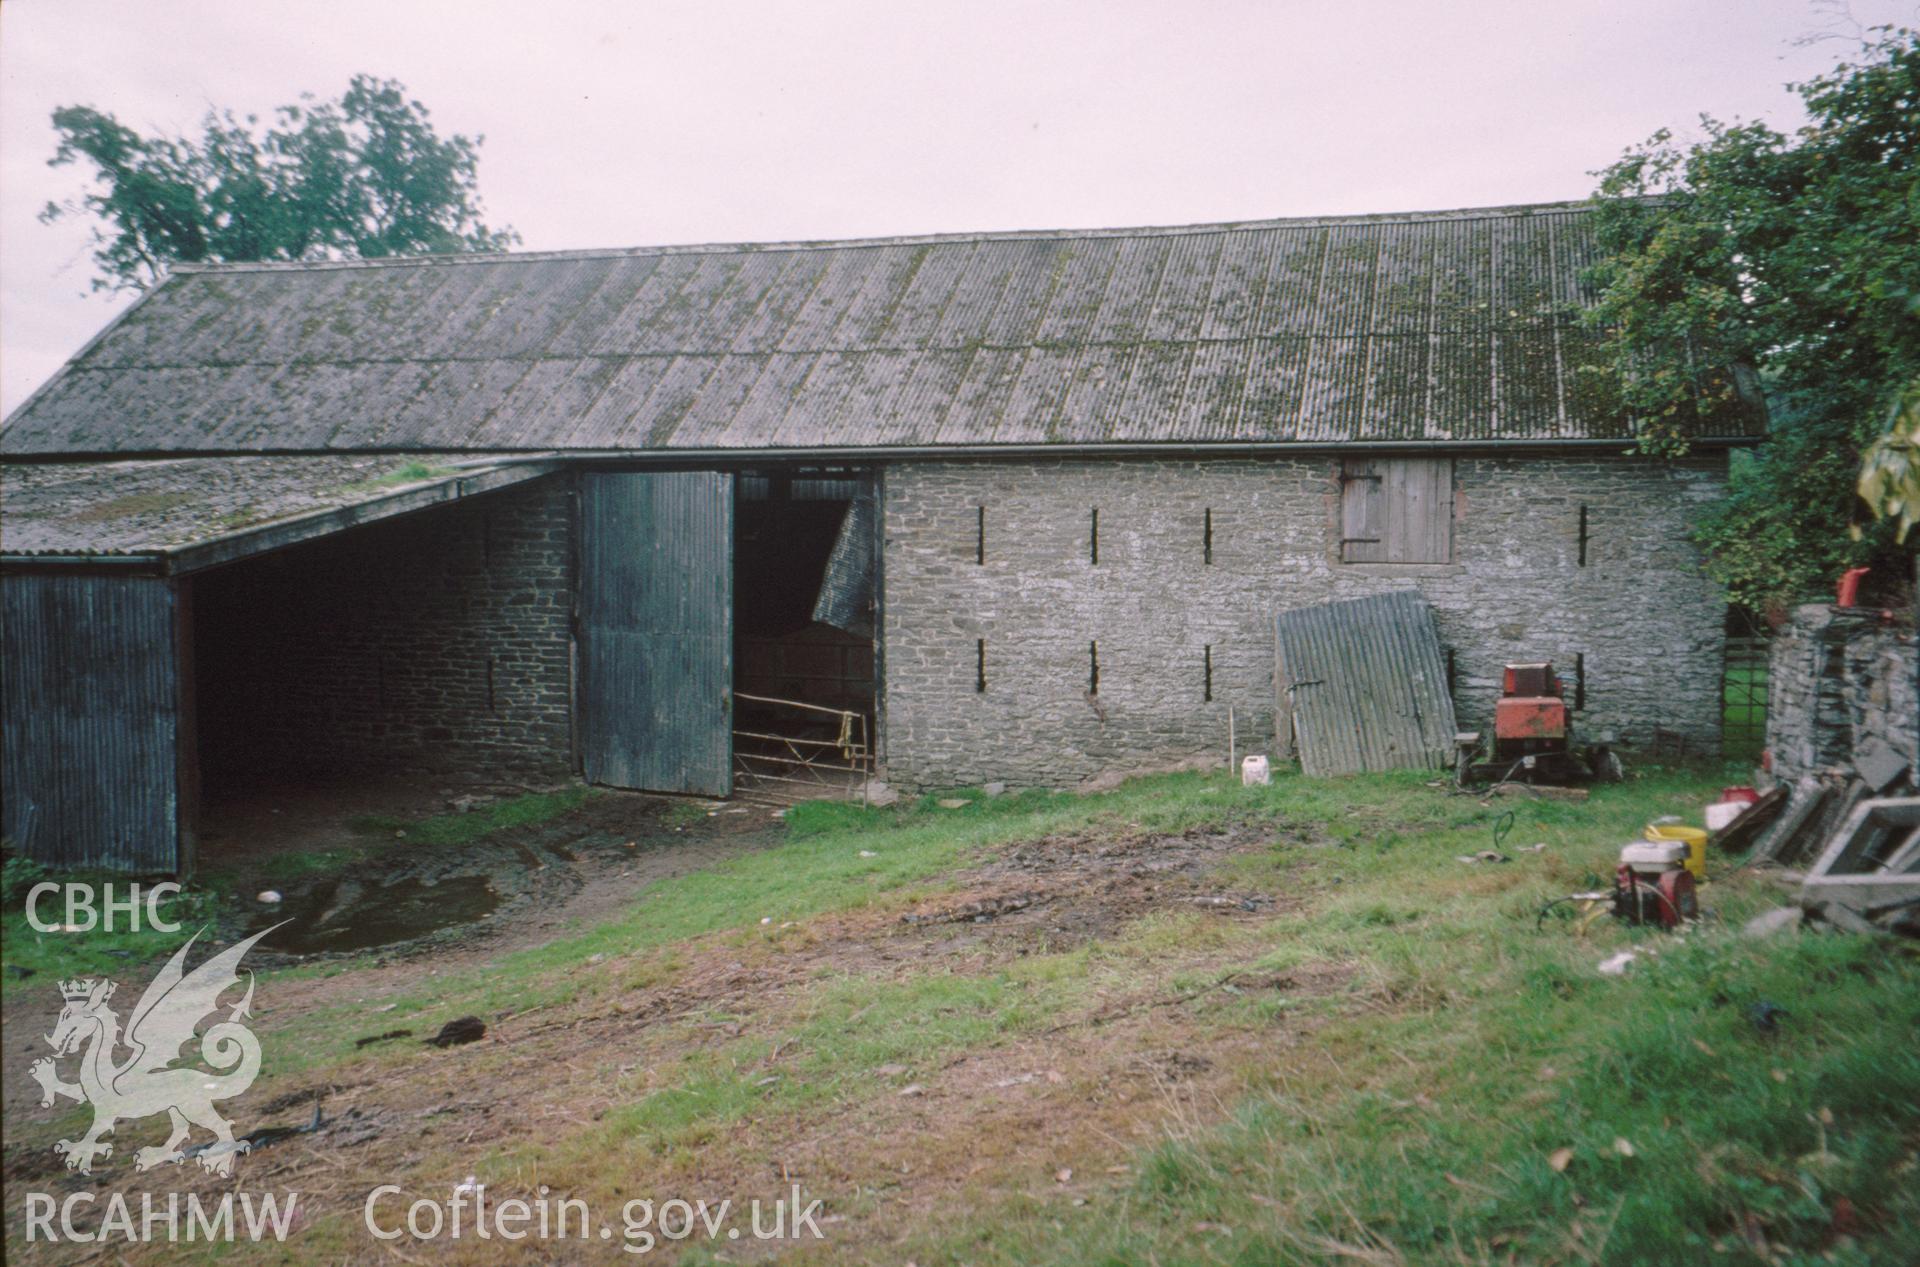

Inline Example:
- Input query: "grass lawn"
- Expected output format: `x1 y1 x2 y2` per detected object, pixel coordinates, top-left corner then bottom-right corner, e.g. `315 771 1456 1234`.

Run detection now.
4 764 1915 1265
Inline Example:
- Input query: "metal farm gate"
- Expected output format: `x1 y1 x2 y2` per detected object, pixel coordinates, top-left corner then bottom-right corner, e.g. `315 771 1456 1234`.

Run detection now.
578 471 734 797
1723 611 1771 762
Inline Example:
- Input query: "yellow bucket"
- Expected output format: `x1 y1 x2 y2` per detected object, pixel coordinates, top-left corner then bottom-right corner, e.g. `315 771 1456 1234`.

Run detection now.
1644 824 1709 882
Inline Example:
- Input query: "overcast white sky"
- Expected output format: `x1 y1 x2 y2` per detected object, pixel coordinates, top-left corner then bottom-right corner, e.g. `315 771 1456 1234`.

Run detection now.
1 0 1912 414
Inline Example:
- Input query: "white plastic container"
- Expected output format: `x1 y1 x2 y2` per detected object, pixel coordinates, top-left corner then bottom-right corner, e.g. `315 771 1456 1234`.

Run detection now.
1241 755 1271 786
1620 839 1688 875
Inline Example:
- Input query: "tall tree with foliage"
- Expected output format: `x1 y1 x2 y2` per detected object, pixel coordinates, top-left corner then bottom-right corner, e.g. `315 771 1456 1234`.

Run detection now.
1583 27 1920 615
42 75 517 292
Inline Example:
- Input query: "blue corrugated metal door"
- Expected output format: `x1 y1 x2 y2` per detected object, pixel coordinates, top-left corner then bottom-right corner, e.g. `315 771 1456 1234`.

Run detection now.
2 573 184 871
579 471 734 796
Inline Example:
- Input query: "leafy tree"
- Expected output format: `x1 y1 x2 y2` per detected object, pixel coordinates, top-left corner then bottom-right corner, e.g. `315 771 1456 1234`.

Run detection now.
1859 379 1920 545
42 75 517 291
1583 28 1920 614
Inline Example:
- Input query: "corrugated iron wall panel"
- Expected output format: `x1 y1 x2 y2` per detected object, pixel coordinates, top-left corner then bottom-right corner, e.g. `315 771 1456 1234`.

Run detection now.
578 470 733 796
811 490 878 638
1273 591 1457 777
2 574 180 870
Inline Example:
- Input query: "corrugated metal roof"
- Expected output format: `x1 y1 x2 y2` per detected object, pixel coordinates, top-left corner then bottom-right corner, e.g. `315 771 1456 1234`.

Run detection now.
1 201 1759 457
1273 591 1458 776
0 453 544 559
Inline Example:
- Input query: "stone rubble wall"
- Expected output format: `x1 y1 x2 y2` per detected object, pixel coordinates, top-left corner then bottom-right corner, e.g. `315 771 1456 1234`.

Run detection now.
192 475 575 783
1764 604 1919 785
880 452 1730 789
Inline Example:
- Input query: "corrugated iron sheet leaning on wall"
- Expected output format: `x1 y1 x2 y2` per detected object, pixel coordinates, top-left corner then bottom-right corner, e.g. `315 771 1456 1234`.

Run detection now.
1273 590 1458 776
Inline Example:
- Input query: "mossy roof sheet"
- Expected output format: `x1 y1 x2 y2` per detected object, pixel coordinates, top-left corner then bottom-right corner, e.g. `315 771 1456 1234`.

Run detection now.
0 454 526 555
0 202 1762 456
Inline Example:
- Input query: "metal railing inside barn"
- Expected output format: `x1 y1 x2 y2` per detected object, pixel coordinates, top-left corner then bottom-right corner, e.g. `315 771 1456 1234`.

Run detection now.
732 693 874 804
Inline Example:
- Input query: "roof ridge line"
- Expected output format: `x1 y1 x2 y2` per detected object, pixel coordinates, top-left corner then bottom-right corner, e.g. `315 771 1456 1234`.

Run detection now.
166 199 1602 276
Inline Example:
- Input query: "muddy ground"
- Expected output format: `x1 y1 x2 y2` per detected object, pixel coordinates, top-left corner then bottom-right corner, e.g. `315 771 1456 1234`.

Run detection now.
176 776 784 961
229 794 781 961
3 792 1341 1262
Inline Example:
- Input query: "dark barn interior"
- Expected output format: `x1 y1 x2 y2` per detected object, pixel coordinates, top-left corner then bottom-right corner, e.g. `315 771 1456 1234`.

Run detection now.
732 472 878 796
185 480 576 826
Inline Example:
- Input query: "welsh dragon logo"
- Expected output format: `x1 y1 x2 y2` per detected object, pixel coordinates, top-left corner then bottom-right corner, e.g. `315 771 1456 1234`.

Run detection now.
28 925 282 1177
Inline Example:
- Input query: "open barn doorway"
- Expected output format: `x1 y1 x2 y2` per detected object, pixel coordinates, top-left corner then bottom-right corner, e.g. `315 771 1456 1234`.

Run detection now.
183 479 576 863
731 471 878 802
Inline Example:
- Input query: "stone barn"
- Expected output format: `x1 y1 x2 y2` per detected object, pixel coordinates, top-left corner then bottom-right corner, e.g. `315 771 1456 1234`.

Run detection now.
0 200 1757 871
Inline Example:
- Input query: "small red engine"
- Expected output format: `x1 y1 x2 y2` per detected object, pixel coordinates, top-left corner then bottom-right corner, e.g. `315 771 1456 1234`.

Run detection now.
1494 662 1568 761
1460 660 1621 786
1613 851 1698 929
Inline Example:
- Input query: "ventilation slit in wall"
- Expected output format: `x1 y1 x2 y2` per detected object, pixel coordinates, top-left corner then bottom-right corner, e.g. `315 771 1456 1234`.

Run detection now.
976 639 987 693
1446 648 1456 695
1090 508 1099 565
1577 504 1589 568
1204 644 1213 702
486 655 497 713
976 506 985 565
1089 641 1099 695
1574 653 1586 711
1203 508 1213 565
